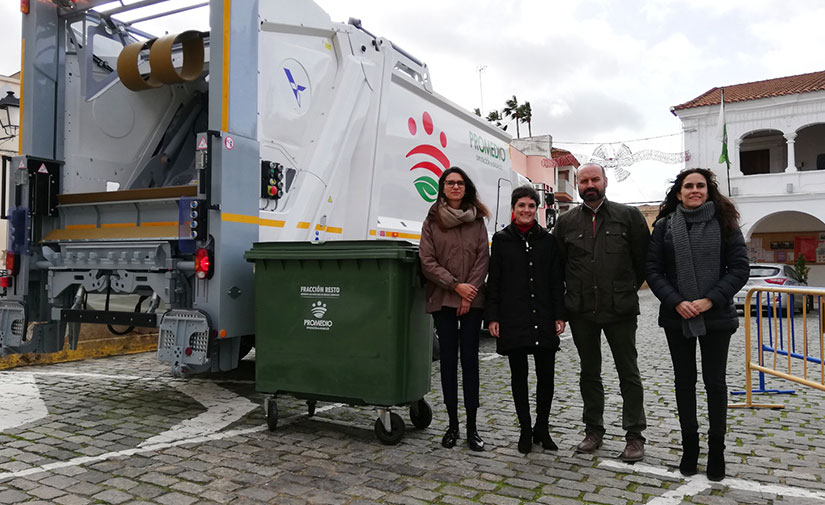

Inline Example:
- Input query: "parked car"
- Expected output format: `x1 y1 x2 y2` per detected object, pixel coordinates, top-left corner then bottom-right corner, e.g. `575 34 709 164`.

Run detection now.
734 263 811 314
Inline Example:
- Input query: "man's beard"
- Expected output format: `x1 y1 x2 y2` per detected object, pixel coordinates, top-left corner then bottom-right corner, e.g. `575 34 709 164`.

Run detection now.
580 188 603 202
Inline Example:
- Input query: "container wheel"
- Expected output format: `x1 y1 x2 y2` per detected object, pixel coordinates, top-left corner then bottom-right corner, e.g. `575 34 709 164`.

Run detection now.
266 399 278 432
374 412 405 445
307 400 317 417
409 399 432 429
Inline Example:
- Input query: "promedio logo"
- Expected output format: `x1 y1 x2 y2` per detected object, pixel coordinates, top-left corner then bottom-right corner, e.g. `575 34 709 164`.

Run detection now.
469 132 507 162
305 300 333 331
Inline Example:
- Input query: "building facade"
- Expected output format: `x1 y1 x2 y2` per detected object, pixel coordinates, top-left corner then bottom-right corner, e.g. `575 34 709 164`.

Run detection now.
673 71 825 286
510 135 579 229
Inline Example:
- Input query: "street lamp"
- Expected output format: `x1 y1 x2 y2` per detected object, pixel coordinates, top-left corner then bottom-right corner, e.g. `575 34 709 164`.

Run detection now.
477 65 487 116
0 91 20 141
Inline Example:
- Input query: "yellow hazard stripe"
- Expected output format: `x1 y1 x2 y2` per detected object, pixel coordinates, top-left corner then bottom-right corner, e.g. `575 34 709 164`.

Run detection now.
369 229 421 240
142 221 178 227
221 212 258 224
326 226 342 234
66 224 96 230
297 222 310 229
221 0 231 132
260 218 285 228
44 226 179 241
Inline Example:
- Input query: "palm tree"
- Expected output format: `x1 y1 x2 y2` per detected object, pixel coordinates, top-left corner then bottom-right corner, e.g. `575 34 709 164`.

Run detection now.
485 110 507 131
502 95 521 138
517 101 532 137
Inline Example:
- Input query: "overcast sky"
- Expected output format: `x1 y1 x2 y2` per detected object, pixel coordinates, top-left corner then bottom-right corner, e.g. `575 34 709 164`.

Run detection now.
2 0 825 203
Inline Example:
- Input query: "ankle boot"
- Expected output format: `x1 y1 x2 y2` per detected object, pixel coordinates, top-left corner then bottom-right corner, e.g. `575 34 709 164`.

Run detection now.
466 408 484 451
532 423 558 451
679 433 699 476
517 426 532 454
707 436 726 481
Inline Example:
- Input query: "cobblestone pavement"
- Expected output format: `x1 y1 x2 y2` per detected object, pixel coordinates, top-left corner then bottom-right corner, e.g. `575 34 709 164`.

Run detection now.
1 289 824 505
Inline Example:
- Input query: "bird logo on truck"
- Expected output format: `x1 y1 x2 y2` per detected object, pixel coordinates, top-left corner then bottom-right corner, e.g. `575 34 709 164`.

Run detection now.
283 68 307 107
406 111 450 202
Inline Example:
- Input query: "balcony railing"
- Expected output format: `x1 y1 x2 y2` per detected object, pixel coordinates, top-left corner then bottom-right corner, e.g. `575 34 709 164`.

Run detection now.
730 169 825 197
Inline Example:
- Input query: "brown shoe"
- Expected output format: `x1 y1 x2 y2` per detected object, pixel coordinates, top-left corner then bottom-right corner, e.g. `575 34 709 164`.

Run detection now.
620 437 645 462
575 432 603 454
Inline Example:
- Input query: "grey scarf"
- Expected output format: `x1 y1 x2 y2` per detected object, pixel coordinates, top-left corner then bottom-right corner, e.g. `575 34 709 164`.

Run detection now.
438 202 477 229
671 201 720 337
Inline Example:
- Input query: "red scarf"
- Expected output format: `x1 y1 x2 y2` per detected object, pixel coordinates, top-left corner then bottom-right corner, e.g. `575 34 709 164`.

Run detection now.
514 220 533 234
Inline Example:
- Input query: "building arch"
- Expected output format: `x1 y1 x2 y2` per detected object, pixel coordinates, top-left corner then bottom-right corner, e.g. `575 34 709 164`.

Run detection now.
793 123 825 171
738 129 786 175
744 209 825 286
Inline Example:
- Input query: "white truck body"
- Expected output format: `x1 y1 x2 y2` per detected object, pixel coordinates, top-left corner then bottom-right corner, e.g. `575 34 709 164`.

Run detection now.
0 0 521 374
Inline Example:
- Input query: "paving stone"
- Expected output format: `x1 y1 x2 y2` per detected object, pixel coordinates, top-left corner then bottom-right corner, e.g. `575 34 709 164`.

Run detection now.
154 492 198 505
0 489 27 504
92 489 133 504
29 485 66 499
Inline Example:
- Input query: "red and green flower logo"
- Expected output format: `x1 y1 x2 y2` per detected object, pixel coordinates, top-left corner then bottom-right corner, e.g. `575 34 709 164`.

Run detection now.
407 112 449 202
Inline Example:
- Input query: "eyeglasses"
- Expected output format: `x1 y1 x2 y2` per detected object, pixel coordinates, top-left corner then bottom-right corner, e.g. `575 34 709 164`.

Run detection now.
445 181 465 187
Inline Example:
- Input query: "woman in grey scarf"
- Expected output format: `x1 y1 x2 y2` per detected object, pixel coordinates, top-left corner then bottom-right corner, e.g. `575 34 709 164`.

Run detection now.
645 168 749 481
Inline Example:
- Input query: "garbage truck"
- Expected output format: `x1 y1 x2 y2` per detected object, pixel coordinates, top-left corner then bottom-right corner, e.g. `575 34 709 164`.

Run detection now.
0 0 524 375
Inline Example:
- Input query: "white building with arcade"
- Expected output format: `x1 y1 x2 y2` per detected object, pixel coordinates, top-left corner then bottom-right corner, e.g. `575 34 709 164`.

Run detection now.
672 71 825 286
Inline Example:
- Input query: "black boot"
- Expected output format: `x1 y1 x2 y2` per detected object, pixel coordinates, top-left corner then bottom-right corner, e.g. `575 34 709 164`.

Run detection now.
466 408 484 452
442 405 460 449
517 426 532 454
532 423 558 451
679 433 699 476
707 436 726 481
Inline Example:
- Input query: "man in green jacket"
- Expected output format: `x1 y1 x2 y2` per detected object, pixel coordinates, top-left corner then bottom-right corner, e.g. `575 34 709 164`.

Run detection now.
553 162 650 462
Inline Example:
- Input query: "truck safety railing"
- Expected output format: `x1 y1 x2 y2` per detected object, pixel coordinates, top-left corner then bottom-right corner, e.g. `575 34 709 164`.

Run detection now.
730 286 825 409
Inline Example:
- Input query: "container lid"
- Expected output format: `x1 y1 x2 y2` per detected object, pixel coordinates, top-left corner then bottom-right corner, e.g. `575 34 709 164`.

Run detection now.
244 240 419 262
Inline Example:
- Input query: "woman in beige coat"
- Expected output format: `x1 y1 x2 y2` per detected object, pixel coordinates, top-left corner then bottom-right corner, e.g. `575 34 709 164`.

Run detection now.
419 166 490 452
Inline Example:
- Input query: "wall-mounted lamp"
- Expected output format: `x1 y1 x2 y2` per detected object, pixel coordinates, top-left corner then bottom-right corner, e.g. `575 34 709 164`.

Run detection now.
0 91 20 141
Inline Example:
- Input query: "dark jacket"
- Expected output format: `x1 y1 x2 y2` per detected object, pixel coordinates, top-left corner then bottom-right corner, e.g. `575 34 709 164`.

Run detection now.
487 222 565 355
419 203 489 314
645 214 749 332
553 199 650 323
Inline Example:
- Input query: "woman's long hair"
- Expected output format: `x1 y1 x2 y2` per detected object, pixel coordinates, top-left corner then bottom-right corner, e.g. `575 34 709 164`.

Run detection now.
655 168 740 235
436 166 490 219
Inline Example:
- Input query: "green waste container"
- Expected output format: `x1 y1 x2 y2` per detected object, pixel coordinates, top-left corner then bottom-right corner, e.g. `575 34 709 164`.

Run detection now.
244 240 433 445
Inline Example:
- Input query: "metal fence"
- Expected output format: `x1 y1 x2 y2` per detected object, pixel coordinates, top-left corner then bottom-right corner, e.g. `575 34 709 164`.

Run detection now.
730 286 825 409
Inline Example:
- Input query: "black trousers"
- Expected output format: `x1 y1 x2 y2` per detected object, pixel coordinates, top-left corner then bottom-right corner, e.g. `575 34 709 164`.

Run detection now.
507 347 556 430
432 307 483 411
665 328 732 438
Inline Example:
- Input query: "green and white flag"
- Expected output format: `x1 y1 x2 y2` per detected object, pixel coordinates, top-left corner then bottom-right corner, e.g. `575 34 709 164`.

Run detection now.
717 88 729 165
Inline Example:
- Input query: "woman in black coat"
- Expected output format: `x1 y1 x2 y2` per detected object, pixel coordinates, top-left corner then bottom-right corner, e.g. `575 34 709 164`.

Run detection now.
487 186 566 454
645 168 748 481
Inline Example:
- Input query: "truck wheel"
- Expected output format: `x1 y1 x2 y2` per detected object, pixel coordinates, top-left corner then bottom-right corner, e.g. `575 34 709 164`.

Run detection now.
266 399 278 431
374 413 405 445
409 399 432 430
